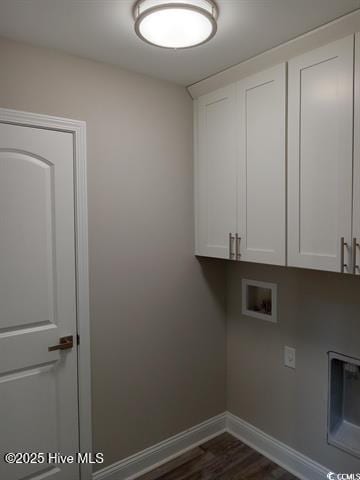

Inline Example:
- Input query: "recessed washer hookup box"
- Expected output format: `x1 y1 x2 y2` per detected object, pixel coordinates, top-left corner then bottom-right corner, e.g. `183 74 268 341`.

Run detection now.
328 351 360 459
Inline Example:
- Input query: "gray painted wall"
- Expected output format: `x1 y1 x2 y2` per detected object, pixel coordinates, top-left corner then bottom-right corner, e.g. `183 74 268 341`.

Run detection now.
227 261 360 472
0 37 227 469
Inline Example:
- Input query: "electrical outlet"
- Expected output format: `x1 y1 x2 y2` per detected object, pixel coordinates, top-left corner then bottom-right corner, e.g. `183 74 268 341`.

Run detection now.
284 346 296 369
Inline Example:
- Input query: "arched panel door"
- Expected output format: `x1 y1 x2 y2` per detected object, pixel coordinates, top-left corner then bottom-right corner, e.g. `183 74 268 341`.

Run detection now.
0 124 79 480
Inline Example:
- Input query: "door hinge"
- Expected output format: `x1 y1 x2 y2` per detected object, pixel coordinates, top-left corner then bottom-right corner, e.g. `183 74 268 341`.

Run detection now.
77 334 80 346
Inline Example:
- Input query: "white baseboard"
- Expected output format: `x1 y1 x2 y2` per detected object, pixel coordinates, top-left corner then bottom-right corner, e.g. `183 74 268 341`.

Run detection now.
93 411 330 480
226 412 329 480
92 413 227 480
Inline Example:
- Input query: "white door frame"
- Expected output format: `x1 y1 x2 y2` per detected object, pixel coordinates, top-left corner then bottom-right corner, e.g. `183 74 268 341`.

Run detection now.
0 107 92 480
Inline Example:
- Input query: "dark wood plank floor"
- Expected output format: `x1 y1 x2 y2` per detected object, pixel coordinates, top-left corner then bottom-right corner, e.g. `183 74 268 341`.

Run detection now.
137 433 298 480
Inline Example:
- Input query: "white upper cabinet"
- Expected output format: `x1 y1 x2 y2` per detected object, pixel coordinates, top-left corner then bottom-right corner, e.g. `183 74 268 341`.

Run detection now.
237 64 286 265
288 36 354 273
353 33 360 275
195 67 286 264
195 84 237 259
194 34 358 274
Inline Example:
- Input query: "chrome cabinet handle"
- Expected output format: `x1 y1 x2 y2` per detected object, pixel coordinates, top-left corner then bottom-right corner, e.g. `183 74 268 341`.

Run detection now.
340 237 348 273
352 238 359 275
48 335 74 352
235 234 241 261
229 233 235 260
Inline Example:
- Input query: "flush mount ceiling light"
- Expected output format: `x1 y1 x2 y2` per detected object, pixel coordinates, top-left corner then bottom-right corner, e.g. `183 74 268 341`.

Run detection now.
133 0 218 49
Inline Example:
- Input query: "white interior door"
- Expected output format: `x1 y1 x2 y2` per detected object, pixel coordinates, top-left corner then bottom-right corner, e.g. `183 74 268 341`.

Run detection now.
288 36 354 272
195 84 237 259
237 63 286 266
353 33 360 275
0 123 80 480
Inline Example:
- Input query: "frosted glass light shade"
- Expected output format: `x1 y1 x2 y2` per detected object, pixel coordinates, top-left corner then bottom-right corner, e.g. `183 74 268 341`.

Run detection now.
134 0 218 49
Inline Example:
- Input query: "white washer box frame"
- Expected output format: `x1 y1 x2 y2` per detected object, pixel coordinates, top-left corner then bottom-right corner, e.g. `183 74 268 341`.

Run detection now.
241 279 278 323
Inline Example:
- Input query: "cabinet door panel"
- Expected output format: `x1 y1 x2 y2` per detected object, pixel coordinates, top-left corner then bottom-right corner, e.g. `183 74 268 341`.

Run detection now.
237 64 286 265
288 36 354 272
354 33 360 275
195 85 237 258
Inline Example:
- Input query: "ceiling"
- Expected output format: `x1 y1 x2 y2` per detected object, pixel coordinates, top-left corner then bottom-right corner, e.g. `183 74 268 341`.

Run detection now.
0 0 359 86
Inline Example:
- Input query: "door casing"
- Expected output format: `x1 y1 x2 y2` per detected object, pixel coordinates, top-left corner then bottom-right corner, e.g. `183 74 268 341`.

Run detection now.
0 107 92 480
